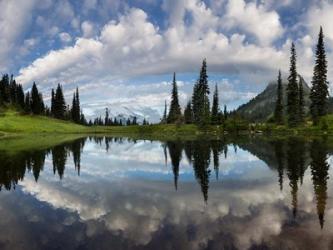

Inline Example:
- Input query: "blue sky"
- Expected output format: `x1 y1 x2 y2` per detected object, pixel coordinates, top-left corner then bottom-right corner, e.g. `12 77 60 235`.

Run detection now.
1 0 333 121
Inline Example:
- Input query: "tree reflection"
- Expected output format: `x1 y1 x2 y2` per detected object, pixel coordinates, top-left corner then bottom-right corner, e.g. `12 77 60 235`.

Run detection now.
310 138 329 229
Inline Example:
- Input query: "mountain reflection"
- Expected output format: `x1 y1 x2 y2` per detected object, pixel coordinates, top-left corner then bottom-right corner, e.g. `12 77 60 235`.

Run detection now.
0 136 331 230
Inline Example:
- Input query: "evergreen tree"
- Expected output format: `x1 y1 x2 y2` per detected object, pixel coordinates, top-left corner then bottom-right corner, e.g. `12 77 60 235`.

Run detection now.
211 83 219 125
31 82 41 114
24 92 31 113
9 76 17 104
192 59 210 126
299 76 305 123
287 43 299 127
310 27 329 125
16 84 25 109
274 70 284 124
184 100 193 124
70 88 81 123
75 87 80 122
105 108 110 126
167 73 182 123
223 105 228 121
54 84 66 119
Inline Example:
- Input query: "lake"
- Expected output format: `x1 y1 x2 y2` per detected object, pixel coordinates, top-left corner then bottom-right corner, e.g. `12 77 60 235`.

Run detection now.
0 136 332 250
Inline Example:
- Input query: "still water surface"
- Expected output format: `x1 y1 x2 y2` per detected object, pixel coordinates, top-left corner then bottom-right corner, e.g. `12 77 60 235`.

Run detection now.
0 136 332 250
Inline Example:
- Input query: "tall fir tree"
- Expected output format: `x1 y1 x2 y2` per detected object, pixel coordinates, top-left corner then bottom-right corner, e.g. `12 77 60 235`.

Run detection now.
184 100 193 124
167 73 182 123
70 88 81 123
310 27 329 125
274 70 284 124
192 59 210 126
299 76 305 123
54 84 66 119
161 100 167 123
287 43 299 127
211 83 219 125
31 82 43 115
16 84 25 109
24 92 31 113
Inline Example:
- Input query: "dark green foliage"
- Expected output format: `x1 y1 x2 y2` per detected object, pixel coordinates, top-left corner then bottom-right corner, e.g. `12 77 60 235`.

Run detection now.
223 105 228 122
167 73 182 123
274 70 284 124
30 82 44 115
310 138 329 229
211 83 219 125
71 87 81 123
299 76 305 123
192 59 210 126
287 43 300 127
184 100 193 124
310 27 329 125
16 84 25 109
53 84 66 119
24 92 31 113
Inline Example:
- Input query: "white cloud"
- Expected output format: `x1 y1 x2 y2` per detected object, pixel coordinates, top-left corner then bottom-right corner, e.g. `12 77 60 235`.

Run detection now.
223 0 284 45
0 0 37 70
59 32 72 43
81 21 96 38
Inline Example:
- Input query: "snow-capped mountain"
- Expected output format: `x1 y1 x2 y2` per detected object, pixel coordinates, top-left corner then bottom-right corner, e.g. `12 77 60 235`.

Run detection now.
83 103 163 124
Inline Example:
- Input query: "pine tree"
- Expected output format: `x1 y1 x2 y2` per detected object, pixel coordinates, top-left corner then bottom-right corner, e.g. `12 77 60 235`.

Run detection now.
54 84 66 119
299 76 305 123
223 105 228 121
31 82 43 115
192 59 210 126
16 84 25 109
184 100 193 124
211 83 219 125
310 27 329 125
105 108 110 126
167 73 182 123
75 87 80 122
24 92 31 113
287 43 299 127
274 70 284 124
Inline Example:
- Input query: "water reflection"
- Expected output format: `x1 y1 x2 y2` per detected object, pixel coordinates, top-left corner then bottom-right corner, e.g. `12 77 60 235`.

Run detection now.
0 136 332 249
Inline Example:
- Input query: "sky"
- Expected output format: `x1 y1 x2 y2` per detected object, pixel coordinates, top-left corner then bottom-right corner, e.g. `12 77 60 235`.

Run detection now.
0 0 333 121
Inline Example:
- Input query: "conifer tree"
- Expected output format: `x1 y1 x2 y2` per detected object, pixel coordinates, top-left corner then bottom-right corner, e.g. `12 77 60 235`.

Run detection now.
274 70 284 124
223 105 228 121
9 76 17 104
31 82 42 115
184 100 193 124
16 84 25 109
211 83 219 125
24 92 31 113
54 84 66 119
287 43 299 127
299 76 305 123
167 73 182 123
310 27 329 125
192 59 210 126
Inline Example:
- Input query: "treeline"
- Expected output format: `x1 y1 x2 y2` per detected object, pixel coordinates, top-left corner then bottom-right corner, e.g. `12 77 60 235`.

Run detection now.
90 107 143 127
274 27 329 127
0 75 87 124
162 60 229 126
0 76 144 127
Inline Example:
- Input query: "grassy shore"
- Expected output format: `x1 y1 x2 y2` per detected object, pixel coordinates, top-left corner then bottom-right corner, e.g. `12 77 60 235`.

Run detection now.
1 110 333 141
